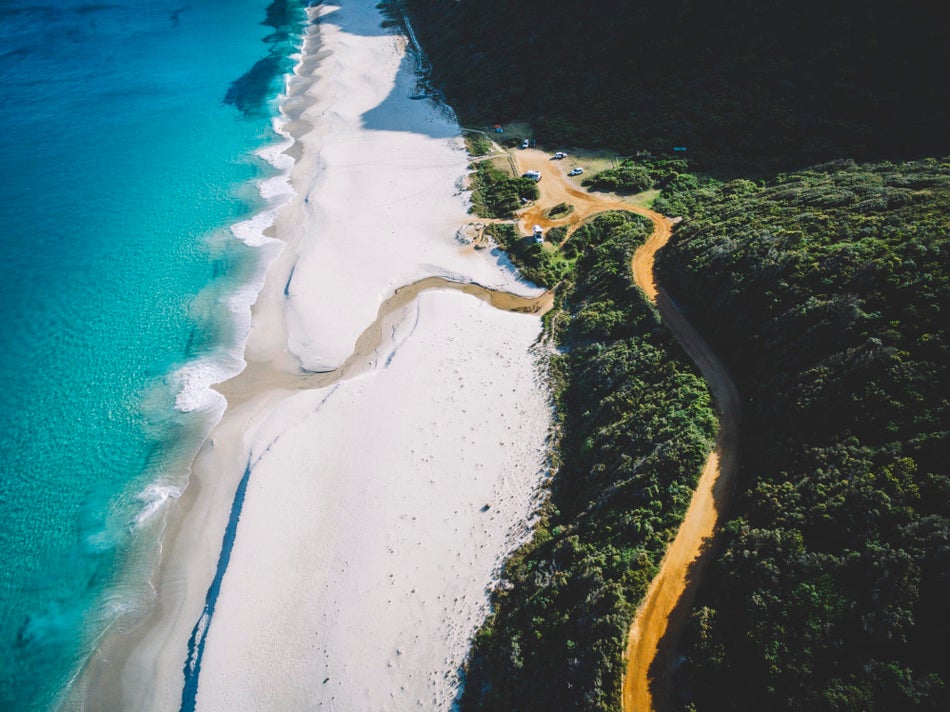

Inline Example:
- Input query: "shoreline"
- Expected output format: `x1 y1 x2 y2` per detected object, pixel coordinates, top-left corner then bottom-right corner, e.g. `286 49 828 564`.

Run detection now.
76 2 552 709
64 6 318 708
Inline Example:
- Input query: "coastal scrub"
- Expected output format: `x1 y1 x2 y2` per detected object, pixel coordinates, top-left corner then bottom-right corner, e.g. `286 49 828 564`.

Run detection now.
461 213 716 711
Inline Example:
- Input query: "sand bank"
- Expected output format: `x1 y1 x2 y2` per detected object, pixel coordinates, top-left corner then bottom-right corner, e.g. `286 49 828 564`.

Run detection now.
79 2 551 710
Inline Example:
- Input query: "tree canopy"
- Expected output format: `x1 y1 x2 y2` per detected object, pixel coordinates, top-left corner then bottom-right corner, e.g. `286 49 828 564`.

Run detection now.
655 158 950 710
462 213 716 711
404 0 950 174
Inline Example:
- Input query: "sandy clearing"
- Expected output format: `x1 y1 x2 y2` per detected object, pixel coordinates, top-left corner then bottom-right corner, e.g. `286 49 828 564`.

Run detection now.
513 149 655 239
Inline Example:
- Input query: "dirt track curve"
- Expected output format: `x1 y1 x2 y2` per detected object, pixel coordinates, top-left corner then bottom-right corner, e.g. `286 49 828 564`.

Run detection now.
512 150 741 712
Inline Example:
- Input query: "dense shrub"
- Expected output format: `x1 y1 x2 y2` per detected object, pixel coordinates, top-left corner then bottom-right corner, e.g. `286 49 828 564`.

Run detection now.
461 213 716 711
546 202 574 218
465 133 493 157
655 158 950 711
584 163 654 194
470 161 539 218
485 223 570 288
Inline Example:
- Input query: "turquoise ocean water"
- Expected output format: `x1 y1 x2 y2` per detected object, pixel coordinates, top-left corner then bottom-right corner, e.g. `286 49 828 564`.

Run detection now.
0 1 308 708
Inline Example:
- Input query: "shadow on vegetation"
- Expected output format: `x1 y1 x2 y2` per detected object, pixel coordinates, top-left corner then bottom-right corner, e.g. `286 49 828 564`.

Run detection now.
403 0 950 176
658 158 950 711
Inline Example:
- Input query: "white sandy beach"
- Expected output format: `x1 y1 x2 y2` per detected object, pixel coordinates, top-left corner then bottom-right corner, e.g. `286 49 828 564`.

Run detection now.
81 2 551 710
195 290 549 710
247 1 538 375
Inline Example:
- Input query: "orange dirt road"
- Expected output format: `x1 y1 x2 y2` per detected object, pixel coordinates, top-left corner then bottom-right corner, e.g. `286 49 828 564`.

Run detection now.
620 280 741 712
511 150 741 712
514 150 658 239
624 193 741 712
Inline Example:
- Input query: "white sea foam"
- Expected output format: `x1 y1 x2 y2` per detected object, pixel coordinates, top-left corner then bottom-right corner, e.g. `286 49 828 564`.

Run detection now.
228 208 281 247
258 117 295 164
134 483 183 529
230 127 295 246
188 612 210 673
169 357 235 414
256 125 296 201
258 174 293 201
177 65 301 413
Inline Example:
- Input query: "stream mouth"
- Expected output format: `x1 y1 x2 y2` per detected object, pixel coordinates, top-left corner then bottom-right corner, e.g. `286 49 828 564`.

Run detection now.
215 276 553 408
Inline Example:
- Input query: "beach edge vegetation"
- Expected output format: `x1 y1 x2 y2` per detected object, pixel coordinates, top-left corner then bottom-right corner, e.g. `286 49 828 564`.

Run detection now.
459 208 716 710
401 1 950 709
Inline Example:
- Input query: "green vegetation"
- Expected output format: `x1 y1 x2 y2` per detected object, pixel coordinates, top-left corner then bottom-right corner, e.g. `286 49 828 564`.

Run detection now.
584 158 689 194
462 213 716 711
469 161 539 218
465 132 493 157
545 225 568 246
484 223 570 289
420 0 950 706
653 158 950 710
585 163 653 194
403 0 949 174
546 202 574 219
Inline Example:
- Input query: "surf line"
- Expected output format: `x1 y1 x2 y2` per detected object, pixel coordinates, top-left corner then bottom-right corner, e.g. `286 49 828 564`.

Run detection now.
176 277 550 709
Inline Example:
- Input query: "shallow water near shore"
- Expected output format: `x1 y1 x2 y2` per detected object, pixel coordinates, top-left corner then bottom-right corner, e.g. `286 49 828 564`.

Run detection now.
0 1 308 708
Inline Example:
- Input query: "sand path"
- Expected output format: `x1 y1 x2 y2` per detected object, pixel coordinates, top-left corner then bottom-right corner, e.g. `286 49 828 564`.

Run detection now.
511 149 740 712
621 268 741 711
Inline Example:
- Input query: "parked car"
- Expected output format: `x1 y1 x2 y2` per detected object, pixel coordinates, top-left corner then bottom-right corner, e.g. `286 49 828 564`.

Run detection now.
533 225 544 243
521 139 530 149
568 167 584 176
553 151 568 159
522 170 541 181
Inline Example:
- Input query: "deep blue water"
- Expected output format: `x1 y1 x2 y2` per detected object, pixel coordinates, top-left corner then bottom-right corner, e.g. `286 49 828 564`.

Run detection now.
0 1 308 708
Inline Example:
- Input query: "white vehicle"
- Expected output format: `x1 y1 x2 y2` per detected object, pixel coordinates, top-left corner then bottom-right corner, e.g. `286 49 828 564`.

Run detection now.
568 167 584 176
521 139 530 149
533 224 543 242
522 170 541 181
553 151 568 159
